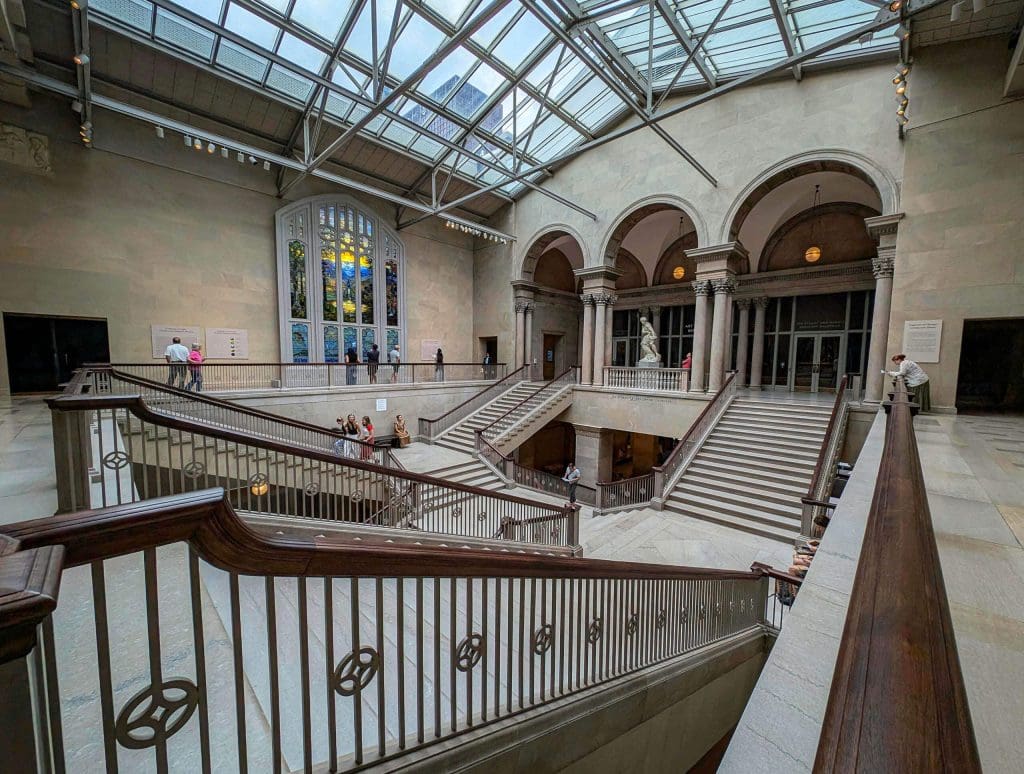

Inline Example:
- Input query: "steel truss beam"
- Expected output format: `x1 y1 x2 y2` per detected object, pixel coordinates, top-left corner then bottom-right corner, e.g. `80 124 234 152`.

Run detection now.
653 0 731 112
767 0 802 81
404 0 945 224
522 0 718 186
652 0 717 89
70 0 92 133
280 0 512 197
0 64 516 241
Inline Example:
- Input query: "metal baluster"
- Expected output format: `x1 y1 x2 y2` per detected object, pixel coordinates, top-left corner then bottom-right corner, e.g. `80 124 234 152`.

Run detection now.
374 578 385 758
90 561 118 772
506 578 514 714
433 578 441 738
480 578 487 723
325 578 337 773
351 578 363 765
466 579 474 727
397 579 406 750
40 615 66 774
416 578 424 746
517 577 525 710
297 578 313 772
493 577 501 719
228 573 248 773
449 577 456 734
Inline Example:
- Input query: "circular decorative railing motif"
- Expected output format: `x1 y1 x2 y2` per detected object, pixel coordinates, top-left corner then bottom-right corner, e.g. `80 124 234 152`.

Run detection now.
729 600 735 612
532 624 554 655
740 599 746 613
656 609 666 630
183 460 205 479
452 506 463 519
331 647 379 696
587 618 602 644
351 490 365 503
304 482 320 497
626 612 639 637
715 603 722 618
113 678 199 749
699 605 707 622
455 634 484 672
477 511 487 522
102 451 130 470
680 608 689 625
248 472 268 488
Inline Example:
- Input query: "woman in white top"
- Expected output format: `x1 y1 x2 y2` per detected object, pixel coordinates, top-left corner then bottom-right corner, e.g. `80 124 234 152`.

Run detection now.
888 354 931 412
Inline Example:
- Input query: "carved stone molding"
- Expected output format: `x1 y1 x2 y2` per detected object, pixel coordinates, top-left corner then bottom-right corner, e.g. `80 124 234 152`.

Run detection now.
579 294 596 307
753 296 770 310
864 213 904 242
0 123 53 176
711 278 737 295
872 253 895 279
593 293 616 306
514 301 530 313
735 298 752 310
691 280 711 296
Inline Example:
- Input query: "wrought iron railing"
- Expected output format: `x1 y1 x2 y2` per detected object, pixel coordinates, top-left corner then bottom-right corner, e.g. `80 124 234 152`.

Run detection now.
602 367 690 392
800 375 851 539
103 360 508 392
419 365 531 440
0 489 770 773
474 435 597 508
479 368 578 446
595 473 656 515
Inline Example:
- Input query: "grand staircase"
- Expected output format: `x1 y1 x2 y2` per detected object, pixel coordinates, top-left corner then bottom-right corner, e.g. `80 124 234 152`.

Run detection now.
664 397 833 542
434 383 541 454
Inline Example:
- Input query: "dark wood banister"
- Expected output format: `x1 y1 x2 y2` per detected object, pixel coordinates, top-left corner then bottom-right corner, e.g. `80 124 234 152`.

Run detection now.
46 394 568 514
421 364 531 425
478 367 576 438
813 377 981 772
801 374 848 504
652 370 738 477
96 360 509 368
0 489 760 663
750 561 805 587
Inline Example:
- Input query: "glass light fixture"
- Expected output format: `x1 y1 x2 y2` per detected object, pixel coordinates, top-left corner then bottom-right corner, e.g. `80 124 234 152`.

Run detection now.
250 481 269 496
805 184 823 264
673 266 686 280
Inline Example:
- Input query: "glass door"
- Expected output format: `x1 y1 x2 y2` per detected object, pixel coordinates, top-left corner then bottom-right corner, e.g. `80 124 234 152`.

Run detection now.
791 334 843 392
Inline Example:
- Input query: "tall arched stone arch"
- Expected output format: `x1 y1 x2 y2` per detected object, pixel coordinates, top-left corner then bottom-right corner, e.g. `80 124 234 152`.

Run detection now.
596 195 708 269
516 224 590 282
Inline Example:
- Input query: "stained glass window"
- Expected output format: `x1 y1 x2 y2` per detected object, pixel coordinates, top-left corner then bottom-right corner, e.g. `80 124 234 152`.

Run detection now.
288 240 307 319
386 328 399 351
291 323 310 363
324 325 339 362
386 259 399 326
360 238 374 325
343 326 358 357
361 328 376 359
341 235 357 323
320 206 338 321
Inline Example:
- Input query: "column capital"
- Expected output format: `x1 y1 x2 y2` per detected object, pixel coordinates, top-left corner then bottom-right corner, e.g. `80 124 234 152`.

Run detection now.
648 305 662 315
872 253 895 279
686 241 750 277
865 213 904 243
711 278 737 295
594 293 616 307
524 303 535 314
515 301 530 313
753 296 770 310
692 280 712 296
735 298 752 311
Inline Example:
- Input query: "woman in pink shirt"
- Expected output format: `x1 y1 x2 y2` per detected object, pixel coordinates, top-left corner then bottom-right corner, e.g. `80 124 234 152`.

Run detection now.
185 343 204 392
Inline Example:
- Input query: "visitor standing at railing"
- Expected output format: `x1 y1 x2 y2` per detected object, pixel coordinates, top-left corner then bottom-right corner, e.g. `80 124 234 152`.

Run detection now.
367 343 380 384
335 414 360 458
435 348 445 382
562 462 581 505
360 416 375 460
164 336 189 389
483 350 494 380
888 354 931 412
344 344 359 386
185 343 204 392
681 352 692 369
388 342 401 383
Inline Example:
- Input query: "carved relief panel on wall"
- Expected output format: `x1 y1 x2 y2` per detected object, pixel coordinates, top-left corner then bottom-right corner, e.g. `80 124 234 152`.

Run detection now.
0 123 53 175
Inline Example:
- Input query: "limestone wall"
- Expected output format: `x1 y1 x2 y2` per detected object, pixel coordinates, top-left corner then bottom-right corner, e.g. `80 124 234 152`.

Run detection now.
886 37 1024 409
0 93 476 396
562 387 708 438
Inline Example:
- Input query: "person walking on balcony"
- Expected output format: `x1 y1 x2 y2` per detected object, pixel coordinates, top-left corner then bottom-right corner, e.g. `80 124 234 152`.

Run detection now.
367 344 380 384
185 343 204 392
562 462 581 505
345 344 359 386
888 354 931 412
435 348 445 382
164 337 189 389
389 343 401 383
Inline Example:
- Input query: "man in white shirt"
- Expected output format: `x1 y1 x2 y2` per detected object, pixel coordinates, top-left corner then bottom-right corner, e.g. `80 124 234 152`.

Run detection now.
388 343 401 383
888 353 931 412
562 462 581 505
164 336 190 389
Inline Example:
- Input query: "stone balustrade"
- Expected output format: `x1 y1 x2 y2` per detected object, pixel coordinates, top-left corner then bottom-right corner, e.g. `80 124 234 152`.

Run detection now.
602 367 690 393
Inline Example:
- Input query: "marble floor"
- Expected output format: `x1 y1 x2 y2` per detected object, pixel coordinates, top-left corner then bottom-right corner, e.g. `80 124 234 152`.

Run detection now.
0 395 58 524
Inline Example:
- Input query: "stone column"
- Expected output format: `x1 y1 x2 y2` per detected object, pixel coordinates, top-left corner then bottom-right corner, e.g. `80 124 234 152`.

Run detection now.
514 302 526 369
735 298 751 386
580 295 595 386
864 250 895 402
708 278 736 392
690 280 711 392
723 297 735 374
592 294 609 385
574 424 613 492
524 303 535 369
749 297 769 389
603 295 615 372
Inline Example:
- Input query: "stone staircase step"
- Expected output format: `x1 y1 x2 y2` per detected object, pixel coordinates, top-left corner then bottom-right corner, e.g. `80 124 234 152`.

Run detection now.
662 499 800 543
671 481 802 518
686 461 809 495
715 419 827 439
700 442 818 467
704 430 823 454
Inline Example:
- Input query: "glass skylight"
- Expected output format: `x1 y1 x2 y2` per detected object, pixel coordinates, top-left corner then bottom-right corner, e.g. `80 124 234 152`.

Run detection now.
87 0 899 200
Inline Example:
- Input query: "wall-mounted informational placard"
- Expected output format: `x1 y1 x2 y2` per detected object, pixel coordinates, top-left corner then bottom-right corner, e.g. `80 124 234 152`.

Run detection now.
206 328 250 359
376 398 387 412
420 339 442 361
902 319 942 363
151 325 202 359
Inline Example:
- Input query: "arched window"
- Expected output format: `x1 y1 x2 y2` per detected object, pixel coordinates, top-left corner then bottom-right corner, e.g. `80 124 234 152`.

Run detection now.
276 196 404 363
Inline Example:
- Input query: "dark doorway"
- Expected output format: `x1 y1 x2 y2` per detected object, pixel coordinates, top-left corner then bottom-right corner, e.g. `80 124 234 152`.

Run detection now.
4 313 110 393
543 333 561 380
956 318 1024 413
480 336 497 363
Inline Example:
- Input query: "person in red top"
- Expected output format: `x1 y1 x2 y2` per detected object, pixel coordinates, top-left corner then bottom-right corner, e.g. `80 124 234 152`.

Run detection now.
360 416 375 460
185 343 204 392
680 352 692 369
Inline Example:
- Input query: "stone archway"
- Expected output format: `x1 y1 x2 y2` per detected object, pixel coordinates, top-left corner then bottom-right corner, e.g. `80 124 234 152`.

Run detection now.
597 195 707 269
517 224 588 282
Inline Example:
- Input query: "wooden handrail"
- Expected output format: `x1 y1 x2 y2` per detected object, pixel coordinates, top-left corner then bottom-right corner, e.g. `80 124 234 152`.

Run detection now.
92 361 510 368
803 374 849 501
653 370 737 475
421 364 530 425
750 561 805 587
814 378 980 772
46 394 566 513
479 367 576 438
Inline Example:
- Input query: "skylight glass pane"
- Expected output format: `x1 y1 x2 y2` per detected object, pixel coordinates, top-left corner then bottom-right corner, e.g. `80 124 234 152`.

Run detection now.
491 10 549 70
278 33 326 73
345 0 401 65
450 62 506 119
381 120 418 147
416 46 477 104
91 0 153 32
325 92 355 119
155 8 215 59
401 99 439 129
255 0 289 13
266 64 315 100
347 103 387 134
216 40 270 81
386 14 447 79
473 5 521 48
224 3 279 50
171 0 223 22
290 0 350 42
425 0 476 25
410 135 446 158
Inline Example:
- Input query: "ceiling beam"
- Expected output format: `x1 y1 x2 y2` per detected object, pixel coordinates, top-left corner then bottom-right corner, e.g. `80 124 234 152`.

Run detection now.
652 0 717 89
767 0 803 81
652 0 732 112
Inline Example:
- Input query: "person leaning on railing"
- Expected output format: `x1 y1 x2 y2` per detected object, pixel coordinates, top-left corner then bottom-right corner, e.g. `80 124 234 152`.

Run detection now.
888 354 931 412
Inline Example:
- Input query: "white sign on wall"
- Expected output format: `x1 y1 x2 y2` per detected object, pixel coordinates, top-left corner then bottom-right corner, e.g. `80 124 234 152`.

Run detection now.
376 398 387 412
421 339 442 361
151 325 202 359
902 319 943 363
207 328 250 359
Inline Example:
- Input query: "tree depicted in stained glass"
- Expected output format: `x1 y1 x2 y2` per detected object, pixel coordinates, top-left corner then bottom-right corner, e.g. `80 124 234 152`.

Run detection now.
386 328 399 352
361 327 375 359
320 206 338 321
291 323 310 363
386 258 399 326
288 240 307 319
341 232 357 324
360 236 374 325
324 325 339 363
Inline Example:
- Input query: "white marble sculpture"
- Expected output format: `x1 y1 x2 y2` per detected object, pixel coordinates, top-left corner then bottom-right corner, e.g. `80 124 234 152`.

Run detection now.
637 316 662 367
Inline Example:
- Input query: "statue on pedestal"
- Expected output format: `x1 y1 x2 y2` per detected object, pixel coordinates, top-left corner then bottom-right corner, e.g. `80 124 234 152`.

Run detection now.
637 316 662 368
